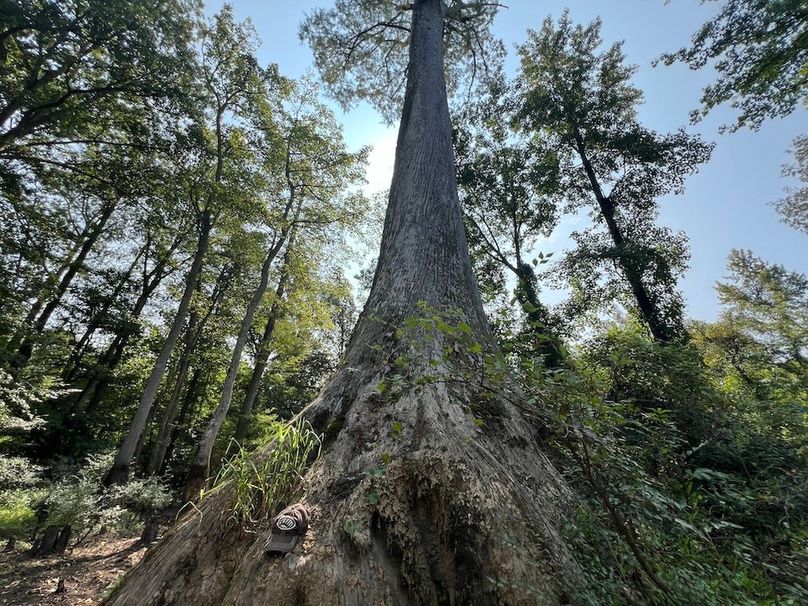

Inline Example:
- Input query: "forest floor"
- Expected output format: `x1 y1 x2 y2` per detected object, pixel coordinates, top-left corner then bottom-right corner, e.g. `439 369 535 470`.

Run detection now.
0 535 146 606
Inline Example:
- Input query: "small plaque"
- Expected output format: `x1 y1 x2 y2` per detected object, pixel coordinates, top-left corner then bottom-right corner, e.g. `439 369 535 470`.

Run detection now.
264 504 310 554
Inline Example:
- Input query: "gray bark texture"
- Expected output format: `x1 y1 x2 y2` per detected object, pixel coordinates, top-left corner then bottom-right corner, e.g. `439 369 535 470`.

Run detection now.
106 1 578 603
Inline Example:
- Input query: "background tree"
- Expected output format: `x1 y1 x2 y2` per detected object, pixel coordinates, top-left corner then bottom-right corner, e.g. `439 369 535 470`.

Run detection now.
454 81 565 366
774 134 808 233
184 80 368 497
0 0 199 157
716 249 807 371
660 0 808 131
515 13 712 342
105 6 285 485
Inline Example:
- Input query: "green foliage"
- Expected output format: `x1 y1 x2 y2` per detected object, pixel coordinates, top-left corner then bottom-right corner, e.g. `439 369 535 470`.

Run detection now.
206 419 321 529
774 135 808 234
0 373 50 542
300 0 503 123
45 453 172 535
0 455 44 541
0 368 49 444
454 79 565 366
660 0 808 131
518 317 807 604
0 4 803 604
717 250 807 376
0 0 201 149
0 492 37 539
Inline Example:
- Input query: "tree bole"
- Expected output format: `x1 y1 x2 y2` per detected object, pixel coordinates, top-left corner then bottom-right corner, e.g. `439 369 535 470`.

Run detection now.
107 2 579 603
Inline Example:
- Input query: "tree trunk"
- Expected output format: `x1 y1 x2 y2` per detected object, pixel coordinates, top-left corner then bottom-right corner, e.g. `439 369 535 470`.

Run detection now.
232 245 294 446
185 237 287 500
30 525 71 557
160 367 203 474
153 264 233 474
107 2 578 604
572 131 675 342
140 518 159 545
70 252 172 419
146 359 190 476
2 235 84 354
105 216 212 485
146 295 208 476
10 199 118 375
514 262 565 368
62 246 144 382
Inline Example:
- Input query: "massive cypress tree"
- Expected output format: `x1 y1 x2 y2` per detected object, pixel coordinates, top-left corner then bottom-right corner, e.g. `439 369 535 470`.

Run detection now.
108 2 577 604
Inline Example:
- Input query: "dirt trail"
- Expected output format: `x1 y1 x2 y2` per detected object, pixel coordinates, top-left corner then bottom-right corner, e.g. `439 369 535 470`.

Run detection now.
0 536 146 606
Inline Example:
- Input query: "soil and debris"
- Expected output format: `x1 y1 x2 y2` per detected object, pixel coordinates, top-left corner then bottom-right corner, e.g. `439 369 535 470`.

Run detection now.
0 536 147 606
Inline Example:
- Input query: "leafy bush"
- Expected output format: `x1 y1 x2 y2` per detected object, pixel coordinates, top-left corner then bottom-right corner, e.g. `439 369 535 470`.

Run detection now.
0 369 50 447
516 320 807 604
44 452 172 538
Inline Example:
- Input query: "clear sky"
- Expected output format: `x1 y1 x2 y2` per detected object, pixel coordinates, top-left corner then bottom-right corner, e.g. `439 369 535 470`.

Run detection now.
205 1 807 321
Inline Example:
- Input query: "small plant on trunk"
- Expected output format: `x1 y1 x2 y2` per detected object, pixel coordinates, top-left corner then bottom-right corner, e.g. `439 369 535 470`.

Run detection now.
204 419 321 530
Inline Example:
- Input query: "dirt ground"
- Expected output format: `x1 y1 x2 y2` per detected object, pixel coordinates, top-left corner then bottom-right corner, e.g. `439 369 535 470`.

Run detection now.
0 536 147 606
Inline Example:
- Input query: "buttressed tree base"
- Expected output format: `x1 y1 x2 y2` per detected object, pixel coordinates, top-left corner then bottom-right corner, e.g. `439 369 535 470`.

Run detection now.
106 1 579 604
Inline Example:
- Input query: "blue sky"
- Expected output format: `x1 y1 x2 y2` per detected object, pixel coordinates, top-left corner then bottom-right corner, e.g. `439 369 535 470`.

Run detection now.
205 1 807 321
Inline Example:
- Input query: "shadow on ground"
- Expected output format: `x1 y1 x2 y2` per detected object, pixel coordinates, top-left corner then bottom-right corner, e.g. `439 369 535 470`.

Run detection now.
0 536 147 606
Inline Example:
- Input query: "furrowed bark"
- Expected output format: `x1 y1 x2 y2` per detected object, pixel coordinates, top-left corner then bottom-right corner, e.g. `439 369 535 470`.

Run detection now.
108 2 579 604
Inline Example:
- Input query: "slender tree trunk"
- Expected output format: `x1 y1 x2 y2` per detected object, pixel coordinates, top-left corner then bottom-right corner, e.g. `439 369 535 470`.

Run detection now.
69 254 171 419
232 242 294 446
10 199 118 375
185 234 289 499
104 216 212 485
160 367 202 474
146 309 202 475
108 2 578 604
572 132 675 342
509 219 565 368
62 247 144 381
146 349 192 476
2 236 85 353
148 264 233 474
133 398 159 463
69 333 128 419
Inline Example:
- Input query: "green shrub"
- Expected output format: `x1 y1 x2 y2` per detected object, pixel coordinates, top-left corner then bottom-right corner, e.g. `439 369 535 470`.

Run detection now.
517 320 807 604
